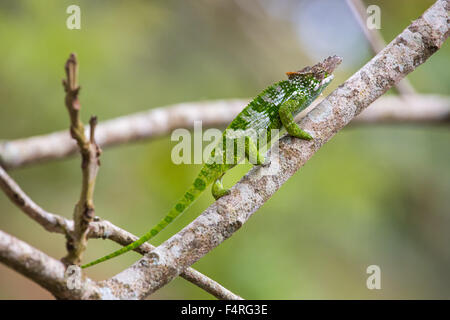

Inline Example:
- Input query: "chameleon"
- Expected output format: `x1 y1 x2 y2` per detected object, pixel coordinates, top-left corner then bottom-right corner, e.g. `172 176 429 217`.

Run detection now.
82 55 342 268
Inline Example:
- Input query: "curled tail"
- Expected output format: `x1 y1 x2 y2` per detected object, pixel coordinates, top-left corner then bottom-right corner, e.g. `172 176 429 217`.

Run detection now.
81 176 210 269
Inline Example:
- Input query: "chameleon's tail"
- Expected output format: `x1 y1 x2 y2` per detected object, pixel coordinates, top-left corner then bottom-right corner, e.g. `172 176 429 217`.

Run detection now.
81 178 209 269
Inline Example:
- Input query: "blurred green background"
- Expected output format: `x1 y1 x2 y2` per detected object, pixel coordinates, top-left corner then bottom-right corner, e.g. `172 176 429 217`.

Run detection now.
0 0 449 299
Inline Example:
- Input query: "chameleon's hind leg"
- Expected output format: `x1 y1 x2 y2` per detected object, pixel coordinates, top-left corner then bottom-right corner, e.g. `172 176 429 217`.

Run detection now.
212 175 230 200
279 100 313 140
245 136 267 165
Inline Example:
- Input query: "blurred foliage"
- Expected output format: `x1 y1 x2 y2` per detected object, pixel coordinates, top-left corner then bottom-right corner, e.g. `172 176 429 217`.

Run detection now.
0 0 448 299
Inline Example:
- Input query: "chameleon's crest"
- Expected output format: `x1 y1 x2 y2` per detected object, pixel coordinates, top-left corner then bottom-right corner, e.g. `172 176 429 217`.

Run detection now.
286 55 342 81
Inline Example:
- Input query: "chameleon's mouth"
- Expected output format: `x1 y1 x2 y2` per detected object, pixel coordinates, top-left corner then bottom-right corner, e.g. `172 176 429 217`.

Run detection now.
318 55 342 75
286 55 342 81
314 74 334 91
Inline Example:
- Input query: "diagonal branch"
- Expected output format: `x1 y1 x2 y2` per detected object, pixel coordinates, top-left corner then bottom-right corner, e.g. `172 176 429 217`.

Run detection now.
94 0 448 299
0 94 448 170
0 165 72 234
61 53 102 265
88 219 243 300
87 219 242 299
350 94 450 124
0 229 100 300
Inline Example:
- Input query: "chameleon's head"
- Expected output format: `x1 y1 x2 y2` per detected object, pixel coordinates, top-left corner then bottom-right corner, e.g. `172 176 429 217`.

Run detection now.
286 55 342 98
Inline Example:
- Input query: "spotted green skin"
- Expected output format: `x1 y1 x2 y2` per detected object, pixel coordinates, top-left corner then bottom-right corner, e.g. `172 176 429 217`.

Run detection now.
81 71 333 269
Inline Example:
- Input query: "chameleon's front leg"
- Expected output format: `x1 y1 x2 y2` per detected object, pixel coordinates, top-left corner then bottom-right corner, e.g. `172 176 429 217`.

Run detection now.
279 100 313 140
212 176 230 200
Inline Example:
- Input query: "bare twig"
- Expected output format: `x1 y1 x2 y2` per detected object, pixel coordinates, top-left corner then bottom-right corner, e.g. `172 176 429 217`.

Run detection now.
0 164 241 299
0 94 448 170
88 219 243 300
92 0 448 299
346 0 416 95
352 95 450 124
0 99 245 170
0 165 72 234
308 94 450 124
61 53 102 265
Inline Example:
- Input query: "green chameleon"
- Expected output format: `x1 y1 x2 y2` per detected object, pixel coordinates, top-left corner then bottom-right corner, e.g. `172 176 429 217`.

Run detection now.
82 56 342 268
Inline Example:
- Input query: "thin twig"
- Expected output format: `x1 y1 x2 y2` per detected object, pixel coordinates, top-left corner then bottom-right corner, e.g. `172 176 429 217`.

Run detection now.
88 219 243 300
346 0 416 95
0 94 448 170
0 164 241 299
61 53 102 265
0 165 72 234
351 95 450 124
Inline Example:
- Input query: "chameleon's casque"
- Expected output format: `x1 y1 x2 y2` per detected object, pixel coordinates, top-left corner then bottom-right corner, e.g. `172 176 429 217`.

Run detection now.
82 56 342 268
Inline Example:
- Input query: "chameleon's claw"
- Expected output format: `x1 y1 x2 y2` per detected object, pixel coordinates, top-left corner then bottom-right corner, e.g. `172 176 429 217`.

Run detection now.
261 157 271 167
213 189 230 200
212 178 230 200
294 130 313 141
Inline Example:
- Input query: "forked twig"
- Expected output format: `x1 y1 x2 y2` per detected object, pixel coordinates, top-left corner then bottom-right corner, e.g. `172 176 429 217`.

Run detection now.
61 53 102 265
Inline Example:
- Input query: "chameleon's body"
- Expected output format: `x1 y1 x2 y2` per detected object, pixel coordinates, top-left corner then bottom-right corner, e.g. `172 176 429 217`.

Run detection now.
82 56 341 268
